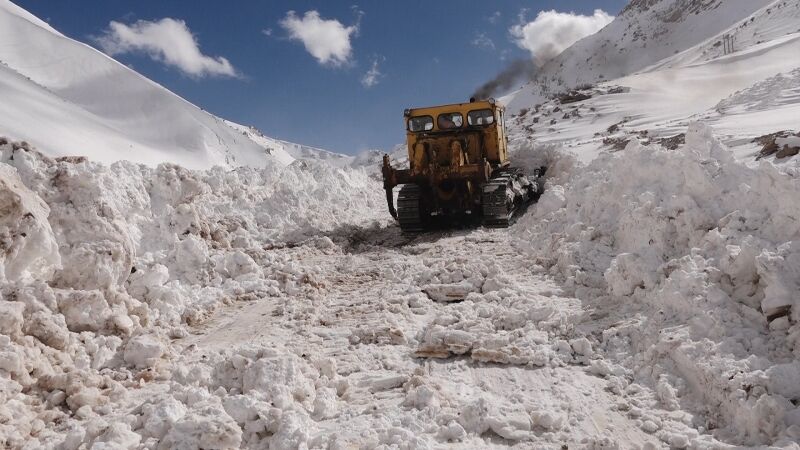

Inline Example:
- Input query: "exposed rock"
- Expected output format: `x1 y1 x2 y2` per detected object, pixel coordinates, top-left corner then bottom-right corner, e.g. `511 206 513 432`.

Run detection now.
658 133 686 150
754 131 798 159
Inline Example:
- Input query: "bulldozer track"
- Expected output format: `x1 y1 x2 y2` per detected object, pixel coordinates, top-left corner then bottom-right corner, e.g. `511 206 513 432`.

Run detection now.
397 184 424 232
481 168 525 228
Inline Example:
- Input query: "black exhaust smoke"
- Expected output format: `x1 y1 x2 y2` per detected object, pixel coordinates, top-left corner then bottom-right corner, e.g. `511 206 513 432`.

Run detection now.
472 58 538 100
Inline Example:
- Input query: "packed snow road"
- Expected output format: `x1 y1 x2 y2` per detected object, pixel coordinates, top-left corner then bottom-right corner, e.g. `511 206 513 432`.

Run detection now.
171 226 695 448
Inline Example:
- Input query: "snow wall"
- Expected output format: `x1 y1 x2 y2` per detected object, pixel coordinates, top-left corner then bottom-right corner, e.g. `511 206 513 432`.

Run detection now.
0 139 386 448
514 122 800 444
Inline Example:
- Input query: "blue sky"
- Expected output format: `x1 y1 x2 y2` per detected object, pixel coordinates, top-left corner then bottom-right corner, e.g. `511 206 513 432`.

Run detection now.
17 0 626 155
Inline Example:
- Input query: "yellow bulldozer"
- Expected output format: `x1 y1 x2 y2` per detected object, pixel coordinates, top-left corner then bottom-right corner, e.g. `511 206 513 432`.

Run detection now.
382 98 545 231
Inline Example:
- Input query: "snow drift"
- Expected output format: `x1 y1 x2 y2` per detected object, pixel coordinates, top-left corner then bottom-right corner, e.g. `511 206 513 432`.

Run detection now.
0 139 386 448
515 123 800 445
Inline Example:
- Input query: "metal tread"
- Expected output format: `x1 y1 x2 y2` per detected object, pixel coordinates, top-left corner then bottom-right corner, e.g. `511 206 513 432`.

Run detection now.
481 168 528 228
397 184 424 232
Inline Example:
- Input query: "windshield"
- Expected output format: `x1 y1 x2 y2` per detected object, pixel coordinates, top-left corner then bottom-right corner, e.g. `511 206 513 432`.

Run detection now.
437 112 463 130
408 116 433 132
468 109 495 126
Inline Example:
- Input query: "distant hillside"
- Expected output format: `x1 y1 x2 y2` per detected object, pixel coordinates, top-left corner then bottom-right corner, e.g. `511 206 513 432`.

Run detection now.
0 0 304 169
505 0 774 111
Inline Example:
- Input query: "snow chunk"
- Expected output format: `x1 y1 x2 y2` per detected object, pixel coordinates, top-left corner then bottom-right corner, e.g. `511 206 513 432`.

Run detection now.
141 397 188 439
0 163 60 282
123 334 165 369
91 422 141 449
0 301 25 338
766 362 800 400
56 290 112 333
423 280 476 302
756 241 800 314
158 401 242 450
242 355 315 407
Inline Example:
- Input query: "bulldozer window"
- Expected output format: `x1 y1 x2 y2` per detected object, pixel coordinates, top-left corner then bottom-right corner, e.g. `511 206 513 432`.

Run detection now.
408 116 434 132
467 109 495 126
437 113 463 130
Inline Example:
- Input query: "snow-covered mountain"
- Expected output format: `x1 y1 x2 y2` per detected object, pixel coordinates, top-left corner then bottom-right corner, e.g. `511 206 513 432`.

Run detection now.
651 0 800 69
505 0 776 110
0 0 306 169
504 0 800 165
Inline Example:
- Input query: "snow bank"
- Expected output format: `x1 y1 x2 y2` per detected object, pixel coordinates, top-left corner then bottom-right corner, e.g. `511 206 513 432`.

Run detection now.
515 122 800 445
0 140 386 448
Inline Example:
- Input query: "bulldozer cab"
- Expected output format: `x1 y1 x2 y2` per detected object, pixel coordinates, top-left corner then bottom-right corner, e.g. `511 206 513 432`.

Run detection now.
404 99 509 171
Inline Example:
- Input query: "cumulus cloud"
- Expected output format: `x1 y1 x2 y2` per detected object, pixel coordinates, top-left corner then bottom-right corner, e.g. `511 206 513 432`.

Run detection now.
472 32 495 51
280 10 359 67
96 18 238 78
488 11 501 25
510 9 613 63
361 57 383 88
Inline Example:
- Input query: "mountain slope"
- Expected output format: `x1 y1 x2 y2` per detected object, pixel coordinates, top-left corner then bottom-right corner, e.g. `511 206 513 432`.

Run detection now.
0 0 297 169
505 0 774 111
502 0 800 166
650 0 800 70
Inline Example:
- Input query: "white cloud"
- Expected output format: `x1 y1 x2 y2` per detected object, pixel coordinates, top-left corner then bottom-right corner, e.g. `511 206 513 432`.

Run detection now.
488 11 501 25
96 18 238 78
361 57 383 88
280 10 358 67
262 28 273 36
510 9 613 63
472 32 495 51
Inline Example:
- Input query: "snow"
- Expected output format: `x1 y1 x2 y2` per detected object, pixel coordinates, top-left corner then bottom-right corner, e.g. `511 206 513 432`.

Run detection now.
777 136 800 148
652 0 800 70
0 140 388 448
0 134 697 446
505 4 800 165
3 0 800 448
514 122 800 445
0 162 60 283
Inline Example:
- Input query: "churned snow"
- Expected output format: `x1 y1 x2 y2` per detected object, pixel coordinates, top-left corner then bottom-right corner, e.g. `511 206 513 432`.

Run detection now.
6 116 800 447
0 139 388 448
